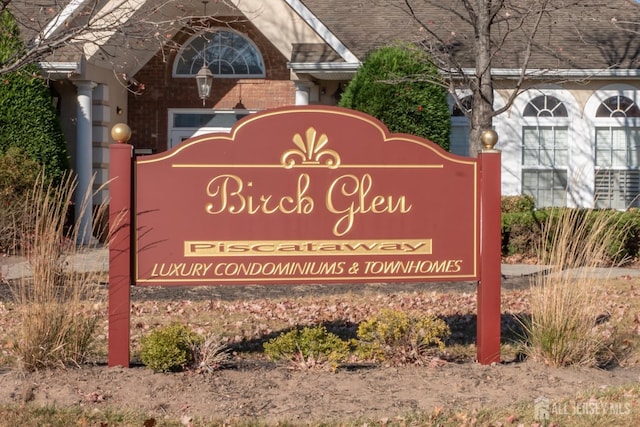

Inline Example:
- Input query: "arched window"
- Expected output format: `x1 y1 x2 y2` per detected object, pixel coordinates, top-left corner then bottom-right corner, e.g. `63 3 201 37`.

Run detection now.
174 30 265 78
594 95 640 209
523 95 568 117
521 95 569 207
596 96 640 118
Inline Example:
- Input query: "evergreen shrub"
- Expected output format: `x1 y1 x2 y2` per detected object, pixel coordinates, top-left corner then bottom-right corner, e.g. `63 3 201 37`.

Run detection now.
263 326 350 370
355 309 450 364
339 44 450 150
139 323 204 372
501 205 640 264
501 195 535 213
0 10 68 183
0 147 40 253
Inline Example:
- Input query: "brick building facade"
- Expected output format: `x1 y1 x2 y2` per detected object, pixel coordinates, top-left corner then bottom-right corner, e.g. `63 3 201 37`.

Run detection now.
20 0 640 240
128 20 296 153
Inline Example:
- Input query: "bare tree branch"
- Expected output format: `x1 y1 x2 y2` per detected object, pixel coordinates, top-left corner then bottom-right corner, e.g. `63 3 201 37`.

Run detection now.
0 0 246 76
373 0 636 155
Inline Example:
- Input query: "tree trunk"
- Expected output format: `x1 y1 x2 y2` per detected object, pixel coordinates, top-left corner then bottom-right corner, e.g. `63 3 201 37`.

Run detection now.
469 3 495 157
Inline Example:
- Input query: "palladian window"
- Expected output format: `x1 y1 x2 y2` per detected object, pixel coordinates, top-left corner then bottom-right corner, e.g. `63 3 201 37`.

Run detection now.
174 29 265 78
521 95 569 207
594 96 640 209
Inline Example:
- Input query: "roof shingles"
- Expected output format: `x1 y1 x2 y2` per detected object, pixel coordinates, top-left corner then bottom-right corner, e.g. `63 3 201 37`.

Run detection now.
300 0 640 70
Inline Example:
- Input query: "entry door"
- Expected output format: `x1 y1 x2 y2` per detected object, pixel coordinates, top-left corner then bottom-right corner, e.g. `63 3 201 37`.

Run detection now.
168 109 253 148
170 128 226 148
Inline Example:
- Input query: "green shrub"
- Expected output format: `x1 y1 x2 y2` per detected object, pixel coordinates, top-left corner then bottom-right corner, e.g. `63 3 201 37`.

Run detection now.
587 209 640 265
617 209 640 262
0 147 41 253
263 326 350 370
355 309 450 364
501 195 535 213
339 44 450 150
540 208 638 265
139 323 204 372
501 210 548 258
501 208 640 264
0 10 69 183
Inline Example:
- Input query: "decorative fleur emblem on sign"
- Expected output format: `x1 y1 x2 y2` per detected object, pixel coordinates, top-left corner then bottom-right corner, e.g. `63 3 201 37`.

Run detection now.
281 127 341 169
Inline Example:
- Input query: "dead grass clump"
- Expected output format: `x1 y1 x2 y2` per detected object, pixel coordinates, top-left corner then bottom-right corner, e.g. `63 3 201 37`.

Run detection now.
192 334 232 373
10 172 105 371
521 208 627 367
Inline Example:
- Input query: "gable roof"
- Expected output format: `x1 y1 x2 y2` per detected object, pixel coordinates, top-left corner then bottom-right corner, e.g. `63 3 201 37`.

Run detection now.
31 0 335 78
7 0 74 41
19 0 640 80
300 0 640 71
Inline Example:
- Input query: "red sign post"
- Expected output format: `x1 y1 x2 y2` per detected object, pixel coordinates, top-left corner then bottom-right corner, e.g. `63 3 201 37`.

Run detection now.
108 106 501 366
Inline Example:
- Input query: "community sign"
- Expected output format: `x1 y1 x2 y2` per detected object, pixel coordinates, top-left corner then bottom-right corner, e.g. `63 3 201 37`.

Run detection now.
134 106 479 286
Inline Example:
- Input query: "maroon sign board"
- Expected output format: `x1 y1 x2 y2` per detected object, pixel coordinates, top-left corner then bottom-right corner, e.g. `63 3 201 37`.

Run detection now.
108 106 502 367
135 107 478 285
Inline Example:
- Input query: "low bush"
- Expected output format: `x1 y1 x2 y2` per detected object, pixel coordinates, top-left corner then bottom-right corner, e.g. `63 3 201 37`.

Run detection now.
0 147 41 254
598 209 640 264
139 323 204 372
501 206 640 264
354 309 450 365
501 210 547 258
501 195 535 213
263 325 350 370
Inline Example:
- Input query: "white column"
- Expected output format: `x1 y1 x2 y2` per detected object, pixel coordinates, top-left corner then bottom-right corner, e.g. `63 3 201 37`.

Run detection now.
92 84 111 205
294 81 311 105
74 80 97 245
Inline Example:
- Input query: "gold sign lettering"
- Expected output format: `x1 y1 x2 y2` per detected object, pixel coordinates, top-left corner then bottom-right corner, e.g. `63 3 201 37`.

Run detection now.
205 173 314 215
214 261 347 277
150 262 213 277
184 239 432 257
204 172 413 237
326 173 412 236
364 259 462 275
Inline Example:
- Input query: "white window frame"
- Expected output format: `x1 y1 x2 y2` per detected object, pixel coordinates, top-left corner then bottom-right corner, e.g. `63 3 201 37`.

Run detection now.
593 100 640 209
520 95 571 208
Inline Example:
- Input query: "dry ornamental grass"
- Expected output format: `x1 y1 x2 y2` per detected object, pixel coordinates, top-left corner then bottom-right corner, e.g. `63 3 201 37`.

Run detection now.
521 208 630 367
10 173 106 371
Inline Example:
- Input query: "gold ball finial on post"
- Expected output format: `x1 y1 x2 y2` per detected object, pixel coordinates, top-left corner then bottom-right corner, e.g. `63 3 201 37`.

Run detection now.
480 129 499 151
111 123 132 144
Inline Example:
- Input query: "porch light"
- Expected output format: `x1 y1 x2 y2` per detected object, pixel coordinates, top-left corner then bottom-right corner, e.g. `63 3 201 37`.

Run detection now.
196 64 213 106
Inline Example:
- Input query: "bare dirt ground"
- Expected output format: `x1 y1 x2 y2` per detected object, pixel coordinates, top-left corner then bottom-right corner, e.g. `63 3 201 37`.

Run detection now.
2 357 640 424
1 270 640 425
